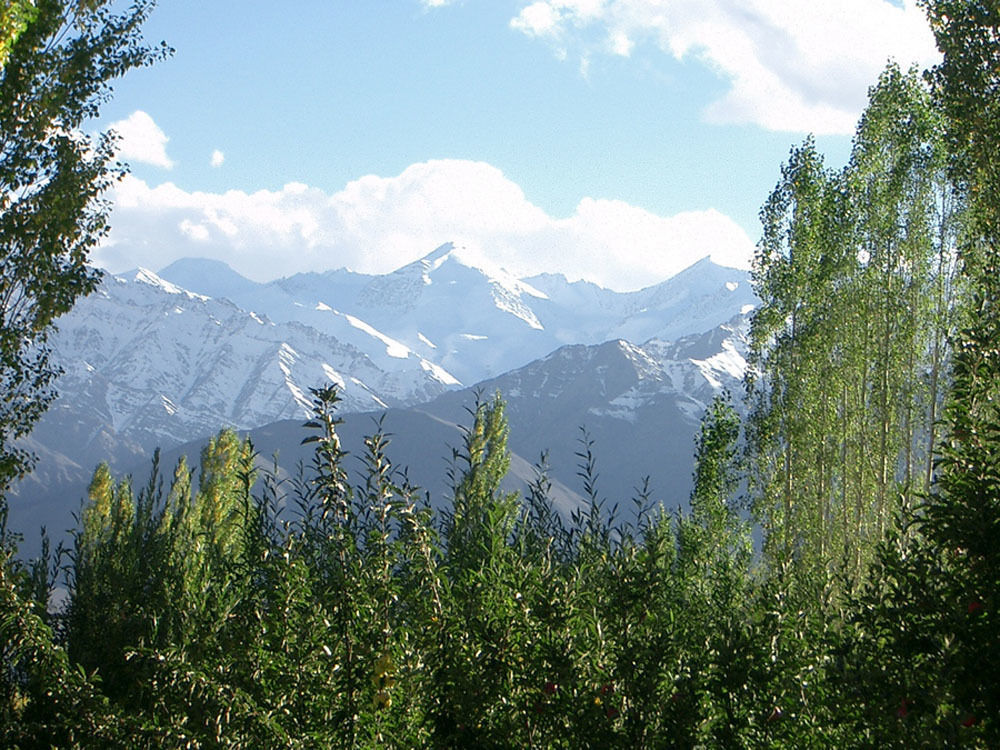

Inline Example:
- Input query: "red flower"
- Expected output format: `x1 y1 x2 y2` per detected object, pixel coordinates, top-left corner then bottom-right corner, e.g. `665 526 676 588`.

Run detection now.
968 600 984 614
897 698 909 718
962 714 978 728
767 706 783 723
543 681 558 695
600 683 613 695
605 707 619 719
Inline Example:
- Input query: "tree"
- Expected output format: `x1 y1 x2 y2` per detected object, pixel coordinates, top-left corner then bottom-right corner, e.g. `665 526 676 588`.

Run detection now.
0 1 37 68
904 1 1000 740
824 7 1000 745
675 392 758 746
0 3 167 741
747 136 850 579
846 64 957 523
0 0 169 493
747 65 961 587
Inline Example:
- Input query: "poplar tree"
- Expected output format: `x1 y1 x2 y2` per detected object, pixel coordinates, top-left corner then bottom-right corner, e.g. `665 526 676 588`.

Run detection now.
898 1 1000 738
0 0 169 492
747 65 961 586
748 137 849 579
846 64 957 527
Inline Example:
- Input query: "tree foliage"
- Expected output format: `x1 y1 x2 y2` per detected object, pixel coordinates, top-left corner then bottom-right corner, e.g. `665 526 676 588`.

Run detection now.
844 2 1000 742
0 0 169 491
747 64 963 589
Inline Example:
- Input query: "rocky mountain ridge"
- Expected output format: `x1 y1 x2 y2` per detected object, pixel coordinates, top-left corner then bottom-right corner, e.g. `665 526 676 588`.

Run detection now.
9 245 756 553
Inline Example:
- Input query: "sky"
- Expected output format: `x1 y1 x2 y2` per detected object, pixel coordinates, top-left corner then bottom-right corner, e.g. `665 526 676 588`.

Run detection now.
92 0 940 291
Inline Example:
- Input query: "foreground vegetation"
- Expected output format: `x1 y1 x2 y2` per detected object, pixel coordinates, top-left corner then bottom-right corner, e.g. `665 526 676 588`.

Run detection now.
0 375 994 747
2 0 999 747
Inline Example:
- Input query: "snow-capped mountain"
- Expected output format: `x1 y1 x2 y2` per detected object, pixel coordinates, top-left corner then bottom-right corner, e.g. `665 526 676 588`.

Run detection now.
412 314 751 507
149 313 750 529
156 242 756 386
9 244 756 554
29 267 456 479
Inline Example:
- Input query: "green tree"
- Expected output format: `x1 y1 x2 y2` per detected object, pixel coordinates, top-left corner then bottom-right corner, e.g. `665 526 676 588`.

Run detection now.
0 2 166 743
819 8 999 745
0 0 169 492
845 63 957 529
0 1 38 68
675 392 758 746
743 62 969 744
871 2 1000 742
748 65 961 588
429 393 525 747
748 136 849 579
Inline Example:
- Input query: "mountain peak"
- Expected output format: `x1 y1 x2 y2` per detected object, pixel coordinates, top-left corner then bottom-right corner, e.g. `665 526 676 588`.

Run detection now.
156 257 260 301
684 255 714 270
380 242 548 300
159 257 244 278
405 242 480 276
130 267 207 299
419 241 457 267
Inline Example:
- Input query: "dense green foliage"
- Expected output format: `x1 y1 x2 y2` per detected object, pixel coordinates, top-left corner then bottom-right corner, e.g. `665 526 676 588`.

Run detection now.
0 390 837 747
2 1 999 747
0 378 989 747
839 2 1000 743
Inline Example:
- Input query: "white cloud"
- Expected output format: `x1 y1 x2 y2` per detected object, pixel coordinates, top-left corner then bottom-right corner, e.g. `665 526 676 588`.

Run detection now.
510 0 940 134
107 110 175 169
96 159 754 291
210 149 225 168
179 218 210 242
511 2 563 36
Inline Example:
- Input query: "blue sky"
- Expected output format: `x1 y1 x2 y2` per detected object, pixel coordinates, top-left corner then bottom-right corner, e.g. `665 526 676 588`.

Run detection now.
94 0 939 290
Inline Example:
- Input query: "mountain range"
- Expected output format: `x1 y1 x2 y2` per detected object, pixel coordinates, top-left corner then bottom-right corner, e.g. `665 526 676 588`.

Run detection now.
9 243 756 555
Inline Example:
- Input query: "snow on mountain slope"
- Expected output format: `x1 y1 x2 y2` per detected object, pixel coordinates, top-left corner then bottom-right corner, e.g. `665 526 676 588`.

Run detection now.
414 314 751 509
156 258 451 381
158 242 756 386
122 313 751 538
13 244 755 527
22 246 755 484
11 278 752 557
37 268 455 474
347 244 556 383
433 314 749 431
525 256 757 346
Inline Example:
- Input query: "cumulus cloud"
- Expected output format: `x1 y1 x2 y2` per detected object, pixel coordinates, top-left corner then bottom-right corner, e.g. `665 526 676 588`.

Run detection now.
210 149 225 168
510 0 940 134
107 110 174 169
96 159 754 291
511 2 563 35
